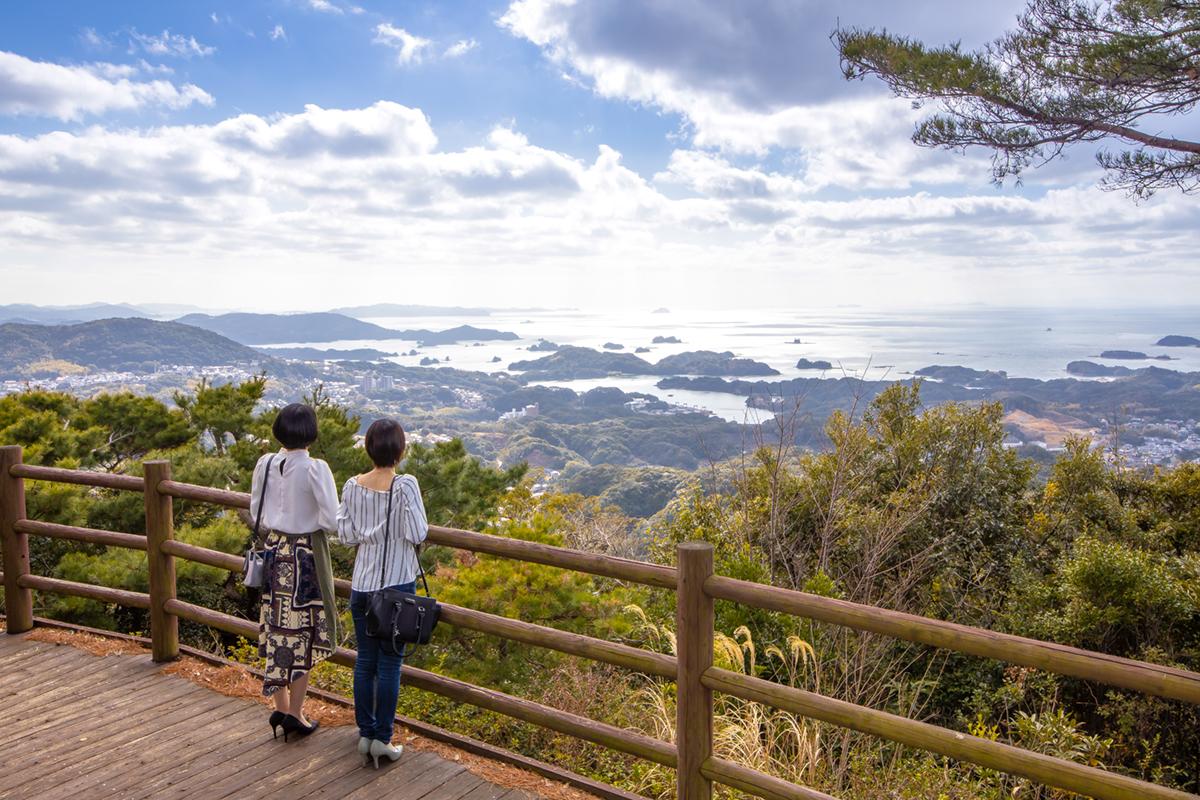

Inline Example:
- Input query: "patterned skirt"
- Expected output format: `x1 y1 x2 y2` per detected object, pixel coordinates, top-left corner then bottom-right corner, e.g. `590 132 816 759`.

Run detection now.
259 532 332 696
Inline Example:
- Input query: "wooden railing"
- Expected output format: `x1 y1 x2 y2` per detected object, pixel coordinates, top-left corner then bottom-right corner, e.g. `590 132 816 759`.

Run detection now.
1 443 1199 800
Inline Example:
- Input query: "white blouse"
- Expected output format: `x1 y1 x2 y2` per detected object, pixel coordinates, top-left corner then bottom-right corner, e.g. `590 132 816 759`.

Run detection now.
336 474 429 592
249 449 339 535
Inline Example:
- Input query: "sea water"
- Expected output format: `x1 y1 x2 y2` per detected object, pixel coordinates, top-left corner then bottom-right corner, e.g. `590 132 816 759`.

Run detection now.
256 305 1200 423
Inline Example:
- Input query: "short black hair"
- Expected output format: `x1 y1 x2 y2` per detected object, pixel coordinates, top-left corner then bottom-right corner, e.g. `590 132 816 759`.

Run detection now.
365 418 406 467
273 403 319 450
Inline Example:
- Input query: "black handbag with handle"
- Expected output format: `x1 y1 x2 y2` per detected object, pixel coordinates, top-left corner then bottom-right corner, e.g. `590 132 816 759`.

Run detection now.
364 476 440 657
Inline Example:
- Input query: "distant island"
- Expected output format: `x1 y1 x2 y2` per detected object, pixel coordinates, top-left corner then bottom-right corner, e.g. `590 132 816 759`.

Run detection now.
1098 350 1174 360
528 339 560 352
177 312 518 346
1157 335 1200 347
1067 361 1133 377
603 342 625 350
508 346 780 381
0 319 272 377
796 358 833 370
258 346 397 361
652 336 682 344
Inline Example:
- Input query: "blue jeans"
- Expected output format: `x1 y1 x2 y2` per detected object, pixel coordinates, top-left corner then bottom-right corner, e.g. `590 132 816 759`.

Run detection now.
350 582 414 742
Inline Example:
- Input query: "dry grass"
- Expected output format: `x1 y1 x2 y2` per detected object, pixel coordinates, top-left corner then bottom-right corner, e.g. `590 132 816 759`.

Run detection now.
18 625 603 800
26 626 146 656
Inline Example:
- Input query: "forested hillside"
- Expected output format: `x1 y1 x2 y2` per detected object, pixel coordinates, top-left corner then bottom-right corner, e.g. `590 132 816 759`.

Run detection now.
1 380 1197 798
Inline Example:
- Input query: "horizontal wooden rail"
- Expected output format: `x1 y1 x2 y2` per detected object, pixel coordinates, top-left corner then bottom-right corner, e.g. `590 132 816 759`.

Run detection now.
159 539 242 571
702 667 1198 800
438 602 677 679
157 480 249 509
429 525 678 589
701 757 838 800
400 664 677 767
705 575 1200 706
165 597 257 636
163 598 677 767
15 519 147 551
9 463 144 492
17 574 151 609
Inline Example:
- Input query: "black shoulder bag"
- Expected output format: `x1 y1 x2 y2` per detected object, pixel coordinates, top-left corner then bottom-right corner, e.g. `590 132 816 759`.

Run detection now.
241 455 275 588
365 476 440 657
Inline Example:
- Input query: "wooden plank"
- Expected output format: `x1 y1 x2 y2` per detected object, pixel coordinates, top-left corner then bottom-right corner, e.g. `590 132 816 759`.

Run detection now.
0 655 164 722
0 660 169 746
455 779 512 800
261 730 384 799
0 647 154 703
346 751 467 800
6 687 241 799
414 768 486 800
212 726 363 800
146 694 343 799
15 694 255 800
118 704 282 800
308 750 442 800
0 675 207 785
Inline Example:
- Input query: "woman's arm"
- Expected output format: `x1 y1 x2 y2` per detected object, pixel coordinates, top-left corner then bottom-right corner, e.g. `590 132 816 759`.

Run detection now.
399 475 429 545
248 455 268 522
336 478 364 545
312 460 340 533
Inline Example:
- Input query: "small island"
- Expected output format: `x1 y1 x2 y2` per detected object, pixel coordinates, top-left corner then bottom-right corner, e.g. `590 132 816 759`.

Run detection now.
419 356 441 366
508 346 780 381
528 339 560 352
1098 350 1174 360
795 358 833 370
635 346 651 353
1067 361 1133 377
1157 335 1200 347
652 335 682 344
602 342 625 350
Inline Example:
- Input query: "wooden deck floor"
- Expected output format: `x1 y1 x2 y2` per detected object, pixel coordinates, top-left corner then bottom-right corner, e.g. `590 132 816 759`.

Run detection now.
0 632 535 800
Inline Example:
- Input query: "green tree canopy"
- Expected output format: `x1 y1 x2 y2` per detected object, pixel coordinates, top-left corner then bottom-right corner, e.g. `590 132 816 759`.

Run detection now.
836 0 1200 197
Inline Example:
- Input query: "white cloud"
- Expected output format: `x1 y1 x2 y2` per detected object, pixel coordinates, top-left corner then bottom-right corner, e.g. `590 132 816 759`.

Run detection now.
0 50 213 120
270 25 287 41
500 0 1026 190
308 0 344 14
80 28 108 49
374 24 432 66
444 39 479 58
1 98 1197 311
128 29 215 59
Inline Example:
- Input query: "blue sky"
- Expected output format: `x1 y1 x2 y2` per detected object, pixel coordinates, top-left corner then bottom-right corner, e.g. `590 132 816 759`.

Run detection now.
1 0 1197 311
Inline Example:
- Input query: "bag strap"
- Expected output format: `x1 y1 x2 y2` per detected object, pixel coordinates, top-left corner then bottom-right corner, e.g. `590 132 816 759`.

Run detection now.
252 455 275 547
377 475 397 590
376 475 432 597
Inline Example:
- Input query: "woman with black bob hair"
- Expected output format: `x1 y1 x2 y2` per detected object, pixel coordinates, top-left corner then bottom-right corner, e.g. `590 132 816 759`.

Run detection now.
251 403 340 741
336 418 429 767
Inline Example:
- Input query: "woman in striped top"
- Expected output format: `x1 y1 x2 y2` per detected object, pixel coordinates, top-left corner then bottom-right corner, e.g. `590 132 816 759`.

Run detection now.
336 418 429 767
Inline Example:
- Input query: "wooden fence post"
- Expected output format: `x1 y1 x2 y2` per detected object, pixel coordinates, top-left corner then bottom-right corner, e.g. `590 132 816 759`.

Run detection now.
1 445 33 634
143 459 178 661
676 541 714 800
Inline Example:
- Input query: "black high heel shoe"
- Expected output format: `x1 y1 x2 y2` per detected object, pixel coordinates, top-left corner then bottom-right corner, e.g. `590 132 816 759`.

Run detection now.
269 710 286 739
280 714 320 742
